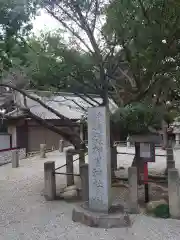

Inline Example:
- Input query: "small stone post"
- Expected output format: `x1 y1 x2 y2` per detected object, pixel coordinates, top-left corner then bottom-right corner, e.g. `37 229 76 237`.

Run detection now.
166 144 175 170
162 119 168 149
79 148 85 173
59 140 64 152
44 161 56 200
128 167 139 213
174 133 180 149
40 144 46 158
127 135 130 148
168 168 180 219
80 163 89 202
66 150 74 186
12 150 19 168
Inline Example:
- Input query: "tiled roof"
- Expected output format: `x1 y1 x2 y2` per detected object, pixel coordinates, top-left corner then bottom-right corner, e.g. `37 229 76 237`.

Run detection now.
8 91 118 120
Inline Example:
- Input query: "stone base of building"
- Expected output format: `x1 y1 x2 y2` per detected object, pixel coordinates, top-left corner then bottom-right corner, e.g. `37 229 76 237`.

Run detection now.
72 202 132 228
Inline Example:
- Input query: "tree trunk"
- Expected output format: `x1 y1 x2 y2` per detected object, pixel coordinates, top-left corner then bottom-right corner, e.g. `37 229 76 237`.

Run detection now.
27 110 83 150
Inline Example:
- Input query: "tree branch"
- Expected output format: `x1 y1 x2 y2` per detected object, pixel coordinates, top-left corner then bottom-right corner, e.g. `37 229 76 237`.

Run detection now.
91 0 99 33
121 40 140 89
68 71 102 96
62 96 87 112
44 6 94 54
72 91 96 107
24 108 82 149
71 1 102 60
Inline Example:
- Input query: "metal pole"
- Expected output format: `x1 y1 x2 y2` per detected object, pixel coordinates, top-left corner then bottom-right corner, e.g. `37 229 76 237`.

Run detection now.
144 163 149 203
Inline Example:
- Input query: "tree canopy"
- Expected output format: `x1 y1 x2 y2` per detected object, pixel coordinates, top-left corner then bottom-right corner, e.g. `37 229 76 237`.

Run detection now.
25 32 98 95
1 0 180 148
104 0 180 105
0 0 38 74
20 0 180 108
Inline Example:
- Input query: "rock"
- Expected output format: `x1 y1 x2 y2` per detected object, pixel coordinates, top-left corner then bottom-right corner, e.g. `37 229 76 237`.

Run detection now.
146 199 167 212
60 189 78 200
63 185 77 192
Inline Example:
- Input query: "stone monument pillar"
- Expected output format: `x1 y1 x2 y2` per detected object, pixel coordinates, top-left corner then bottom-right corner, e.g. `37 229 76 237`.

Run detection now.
175 133 180 149
173 121 180 149
88 106 112 212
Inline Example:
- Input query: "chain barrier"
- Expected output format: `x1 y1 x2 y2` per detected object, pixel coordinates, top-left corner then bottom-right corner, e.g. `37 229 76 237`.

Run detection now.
54 172 80 176
116 151 167 157
54 152 88 176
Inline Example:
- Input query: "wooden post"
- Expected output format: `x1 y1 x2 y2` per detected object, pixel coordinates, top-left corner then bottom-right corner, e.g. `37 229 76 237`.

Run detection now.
144 163 149 203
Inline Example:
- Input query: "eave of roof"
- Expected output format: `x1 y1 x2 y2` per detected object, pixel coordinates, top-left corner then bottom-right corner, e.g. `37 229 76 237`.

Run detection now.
6 91 118 120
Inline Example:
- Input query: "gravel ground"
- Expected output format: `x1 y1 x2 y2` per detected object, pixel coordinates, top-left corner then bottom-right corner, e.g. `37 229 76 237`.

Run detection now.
0 149 180 239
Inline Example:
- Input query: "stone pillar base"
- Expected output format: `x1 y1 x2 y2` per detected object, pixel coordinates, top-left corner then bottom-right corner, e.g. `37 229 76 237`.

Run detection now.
72 203 132 228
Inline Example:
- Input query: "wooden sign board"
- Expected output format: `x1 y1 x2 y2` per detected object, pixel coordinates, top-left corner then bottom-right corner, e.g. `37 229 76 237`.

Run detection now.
139 142 155 162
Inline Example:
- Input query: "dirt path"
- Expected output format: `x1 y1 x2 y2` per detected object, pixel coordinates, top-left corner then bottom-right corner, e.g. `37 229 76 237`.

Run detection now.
0 150 179 239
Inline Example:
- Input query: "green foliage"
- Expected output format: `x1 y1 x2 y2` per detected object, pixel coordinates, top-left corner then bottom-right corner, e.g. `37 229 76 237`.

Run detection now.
34 0 180 110
104 0 180 105
24 32 99 94
0 0 39 74
2 0 180 114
